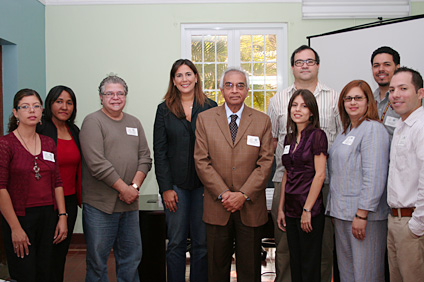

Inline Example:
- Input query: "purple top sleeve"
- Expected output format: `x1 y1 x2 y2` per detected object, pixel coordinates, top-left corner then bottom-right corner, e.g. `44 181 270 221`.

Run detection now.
282 126 328 218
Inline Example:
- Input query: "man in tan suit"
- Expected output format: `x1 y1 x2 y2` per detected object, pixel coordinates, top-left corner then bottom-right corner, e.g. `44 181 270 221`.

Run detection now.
194 67 273 282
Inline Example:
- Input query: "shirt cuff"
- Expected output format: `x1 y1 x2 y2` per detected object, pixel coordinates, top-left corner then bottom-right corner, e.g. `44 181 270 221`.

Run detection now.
218 189 229 200
409 216 424 237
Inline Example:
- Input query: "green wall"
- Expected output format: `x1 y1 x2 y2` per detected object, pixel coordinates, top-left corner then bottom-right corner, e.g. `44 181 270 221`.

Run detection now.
43 2 423 233
46 2 424 194
0 0 46 134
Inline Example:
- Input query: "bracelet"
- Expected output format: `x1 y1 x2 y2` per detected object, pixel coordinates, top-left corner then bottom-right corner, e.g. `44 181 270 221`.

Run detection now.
58 213 68 218
355 213 367 220
303 208 311 212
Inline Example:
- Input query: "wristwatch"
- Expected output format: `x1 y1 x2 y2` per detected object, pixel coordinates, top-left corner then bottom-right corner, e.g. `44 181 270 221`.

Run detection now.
131 183 139 191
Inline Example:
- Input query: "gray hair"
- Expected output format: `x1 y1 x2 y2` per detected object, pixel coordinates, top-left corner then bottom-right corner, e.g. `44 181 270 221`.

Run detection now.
98 74 128 95
219 67 250 89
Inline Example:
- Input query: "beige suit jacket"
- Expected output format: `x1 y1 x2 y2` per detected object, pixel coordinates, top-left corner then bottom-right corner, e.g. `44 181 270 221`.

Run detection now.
194 105 273 227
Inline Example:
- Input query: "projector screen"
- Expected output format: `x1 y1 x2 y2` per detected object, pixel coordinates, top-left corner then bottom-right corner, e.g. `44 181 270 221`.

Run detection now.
308 15 424 93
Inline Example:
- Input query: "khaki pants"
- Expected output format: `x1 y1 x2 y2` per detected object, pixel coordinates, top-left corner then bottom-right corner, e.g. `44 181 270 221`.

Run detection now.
387 214 424 282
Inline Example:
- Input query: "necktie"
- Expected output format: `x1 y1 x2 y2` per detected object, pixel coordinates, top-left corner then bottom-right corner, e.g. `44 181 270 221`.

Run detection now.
229 114 238 144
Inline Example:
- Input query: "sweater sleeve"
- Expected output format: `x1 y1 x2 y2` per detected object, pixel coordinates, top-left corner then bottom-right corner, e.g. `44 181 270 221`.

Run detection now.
80 114 121 187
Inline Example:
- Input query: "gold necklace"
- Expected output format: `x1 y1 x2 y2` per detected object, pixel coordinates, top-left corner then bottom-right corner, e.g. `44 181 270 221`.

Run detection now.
16 130 41 180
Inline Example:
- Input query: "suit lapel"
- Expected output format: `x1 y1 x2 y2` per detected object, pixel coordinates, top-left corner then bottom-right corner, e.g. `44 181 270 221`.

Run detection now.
215 105 234 147
234 106 252 146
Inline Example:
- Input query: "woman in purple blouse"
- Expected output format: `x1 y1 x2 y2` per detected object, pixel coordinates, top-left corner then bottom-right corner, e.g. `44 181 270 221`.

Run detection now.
277 89 328 282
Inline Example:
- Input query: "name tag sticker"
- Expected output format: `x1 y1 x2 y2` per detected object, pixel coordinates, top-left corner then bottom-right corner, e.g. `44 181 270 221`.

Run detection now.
342 136 355 146
42 151 55 162
247 135 260 147
126 127 138 136
283 145 290 155
398 135 407 146
385 116 399 128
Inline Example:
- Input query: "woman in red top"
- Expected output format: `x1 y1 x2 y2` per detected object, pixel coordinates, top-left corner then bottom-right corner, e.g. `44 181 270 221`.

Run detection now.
0 89 67 282
37 85 81 282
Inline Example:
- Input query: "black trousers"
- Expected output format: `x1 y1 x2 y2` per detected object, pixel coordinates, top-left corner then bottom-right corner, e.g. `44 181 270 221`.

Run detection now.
286 213 325 282
1 205 56 282
206 211 263 282
50 194 78 282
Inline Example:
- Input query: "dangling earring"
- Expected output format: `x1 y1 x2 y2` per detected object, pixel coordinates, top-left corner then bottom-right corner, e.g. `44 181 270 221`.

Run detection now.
39 119 42 125
17 118 20 125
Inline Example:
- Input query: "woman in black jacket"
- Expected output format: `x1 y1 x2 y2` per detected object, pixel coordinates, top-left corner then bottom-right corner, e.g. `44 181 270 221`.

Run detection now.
154 59 217 282
37 85 82 282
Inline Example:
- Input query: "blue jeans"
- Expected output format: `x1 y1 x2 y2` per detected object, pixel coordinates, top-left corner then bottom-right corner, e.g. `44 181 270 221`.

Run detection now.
164 185 207 282
83 204 141 282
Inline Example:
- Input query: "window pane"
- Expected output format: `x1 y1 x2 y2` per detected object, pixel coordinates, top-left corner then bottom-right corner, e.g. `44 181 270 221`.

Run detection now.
217 90 225 106
240 35 252 62
252 35 264 62
192 36 203 63
217 36 228 63
266 63 277 90
245 91 253 108
265 35 277 61
204 64 216 90
204 36 216 62
266 91 276 112
217 63 227 89
252 63 264 90
253 91 265 112
241 63 251 75
204 91 216 101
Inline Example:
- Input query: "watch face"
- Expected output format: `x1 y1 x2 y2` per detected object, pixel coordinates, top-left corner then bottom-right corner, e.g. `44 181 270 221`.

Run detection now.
132 183 139 190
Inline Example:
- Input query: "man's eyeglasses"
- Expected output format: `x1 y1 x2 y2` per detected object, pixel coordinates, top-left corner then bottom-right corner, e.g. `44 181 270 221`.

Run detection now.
224 82 246 90
294 59 317 67
102 92 126 98
343 96 366 102
17 104 43 111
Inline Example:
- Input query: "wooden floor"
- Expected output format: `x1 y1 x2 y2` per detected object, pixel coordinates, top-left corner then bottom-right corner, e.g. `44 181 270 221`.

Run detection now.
0 246 276 282
63 246 277 282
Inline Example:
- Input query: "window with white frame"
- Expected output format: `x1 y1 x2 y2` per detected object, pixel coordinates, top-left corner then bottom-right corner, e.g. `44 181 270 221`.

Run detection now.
181 23 288 112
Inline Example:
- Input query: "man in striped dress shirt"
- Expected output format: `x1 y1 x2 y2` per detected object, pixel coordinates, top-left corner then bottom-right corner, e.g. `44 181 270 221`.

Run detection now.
267 45 341 282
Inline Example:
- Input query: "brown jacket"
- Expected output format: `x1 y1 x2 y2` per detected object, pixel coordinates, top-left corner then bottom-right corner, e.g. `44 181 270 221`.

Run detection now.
194 105 273 227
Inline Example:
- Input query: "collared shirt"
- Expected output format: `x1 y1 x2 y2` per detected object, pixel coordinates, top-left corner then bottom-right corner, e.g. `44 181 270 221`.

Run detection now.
267 82 341 183
225 103 244 126
387 107 424 236
373 88 400 138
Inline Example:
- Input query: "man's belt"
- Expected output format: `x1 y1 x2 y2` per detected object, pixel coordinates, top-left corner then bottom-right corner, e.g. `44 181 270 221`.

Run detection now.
392 208 415 217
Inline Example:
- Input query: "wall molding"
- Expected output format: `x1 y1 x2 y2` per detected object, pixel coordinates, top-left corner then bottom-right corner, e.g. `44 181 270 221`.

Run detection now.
302 0 411 19
38 0 300 5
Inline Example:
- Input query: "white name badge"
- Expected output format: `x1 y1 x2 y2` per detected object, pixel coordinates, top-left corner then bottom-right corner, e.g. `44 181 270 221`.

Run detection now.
126 127 138 136
283 145 290 155
43 151 55 162
342 136 355 146
247 135 260 147
397 135 407 146
385 116 399 128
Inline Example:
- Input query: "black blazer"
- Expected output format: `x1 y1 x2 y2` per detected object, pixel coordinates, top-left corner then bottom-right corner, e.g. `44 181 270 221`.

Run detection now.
153 97 217 193
37 118 82 205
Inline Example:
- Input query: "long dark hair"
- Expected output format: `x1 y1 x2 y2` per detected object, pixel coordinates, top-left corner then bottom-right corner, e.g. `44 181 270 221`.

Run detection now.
286 89 320 144
8 89 43 133
164 59 206 119
44 85 77 124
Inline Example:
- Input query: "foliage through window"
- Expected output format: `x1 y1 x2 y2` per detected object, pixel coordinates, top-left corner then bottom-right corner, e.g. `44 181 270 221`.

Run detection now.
182 24 287 112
